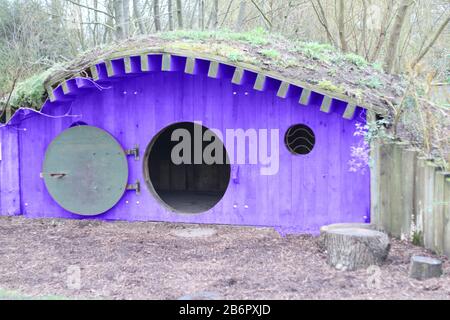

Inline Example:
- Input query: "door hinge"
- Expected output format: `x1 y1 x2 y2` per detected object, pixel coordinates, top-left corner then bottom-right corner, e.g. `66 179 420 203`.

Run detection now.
126 180 140 195
125 145 139 160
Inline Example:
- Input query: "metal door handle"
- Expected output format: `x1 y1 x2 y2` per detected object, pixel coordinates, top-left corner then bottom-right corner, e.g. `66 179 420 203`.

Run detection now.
40 172 67 178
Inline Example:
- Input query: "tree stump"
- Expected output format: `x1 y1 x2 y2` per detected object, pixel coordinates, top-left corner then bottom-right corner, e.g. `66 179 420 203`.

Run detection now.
409 256 443 280
318 223 375 251
324 228 390 271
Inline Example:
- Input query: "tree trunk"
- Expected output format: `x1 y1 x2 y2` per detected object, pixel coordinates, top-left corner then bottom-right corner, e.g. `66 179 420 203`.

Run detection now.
409 256 443 280
123 0 130 37
133 0 145 34
318 223 376 250
176 0 183 29
114 0 125 40
168 0 174 31
235 0 246 31
369 0 393 63
212 0 218 29
383 0 413 73
324 228 390 271
199 0 205 30
337 0 348 52
153 0 161 31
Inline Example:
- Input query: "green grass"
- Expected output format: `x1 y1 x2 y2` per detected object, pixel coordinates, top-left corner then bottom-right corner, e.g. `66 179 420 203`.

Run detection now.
359 76 383 89
317 79 345 94
344 53 368 68
160 27 270 46
295 41 335 62
260 48 281 59
4 67 55 111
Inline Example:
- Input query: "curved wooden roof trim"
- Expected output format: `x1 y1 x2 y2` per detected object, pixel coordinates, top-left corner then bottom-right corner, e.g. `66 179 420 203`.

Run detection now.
46 49 379 120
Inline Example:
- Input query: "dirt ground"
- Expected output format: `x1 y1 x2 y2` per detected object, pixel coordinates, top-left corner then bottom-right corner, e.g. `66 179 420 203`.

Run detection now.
0 216 449 300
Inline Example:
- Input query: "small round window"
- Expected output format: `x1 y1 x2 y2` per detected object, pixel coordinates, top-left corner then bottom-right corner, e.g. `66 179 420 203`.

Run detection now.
284 124 315 155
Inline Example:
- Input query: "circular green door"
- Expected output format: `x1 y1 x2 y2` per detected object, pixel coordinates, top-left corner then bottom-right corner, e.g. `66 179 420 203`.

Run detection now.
43 126 128 215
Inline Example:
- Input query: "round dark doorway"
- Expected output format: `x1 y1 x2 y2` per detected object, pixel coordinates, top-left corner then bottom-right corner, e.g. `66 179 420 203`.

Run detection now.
144 122 230 214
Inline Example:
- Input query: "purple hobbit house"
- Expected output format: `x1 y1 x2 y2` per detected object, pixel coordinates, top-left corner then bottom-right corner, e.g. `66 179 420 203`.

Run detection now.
0 43 373 234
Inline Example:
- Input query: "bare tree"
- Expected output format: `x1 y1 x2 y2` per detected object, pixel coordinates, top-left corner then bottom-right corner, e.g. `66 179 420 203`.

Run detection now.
168 0 174 31
123 0 130 37
176 0 183 29
211 0 219 29
199 0 205 30
133 0 145 34
383 0 414 73
235 0 247 31
114 0 125 39
337 0 348 52
153 0 161 31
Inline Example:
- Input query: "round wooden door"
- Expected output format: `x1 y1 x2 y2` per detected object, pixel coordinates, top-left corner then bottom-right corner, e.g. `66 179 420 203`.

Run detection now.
42 125 128 215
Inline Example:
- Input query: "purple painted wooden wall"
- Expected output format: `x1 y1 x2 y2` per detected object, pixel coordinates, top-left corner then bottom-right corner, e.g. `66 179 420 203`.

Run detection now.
0 57 370 234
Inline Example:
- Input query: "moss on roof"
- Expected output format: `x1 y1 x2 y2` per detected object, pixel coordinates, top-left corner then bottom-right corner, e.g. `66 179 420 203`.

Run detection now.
4 28 407 116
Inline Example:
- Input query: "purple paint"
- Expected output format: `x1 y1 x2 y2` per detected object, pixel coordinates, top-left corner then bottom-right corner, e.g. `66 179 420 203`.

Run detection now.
0 57 370 233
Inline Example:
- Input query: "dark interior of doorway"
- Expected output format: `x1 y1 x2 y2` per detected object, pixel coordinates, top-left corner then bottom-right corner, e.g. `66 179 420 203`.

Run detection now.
145 122 230 214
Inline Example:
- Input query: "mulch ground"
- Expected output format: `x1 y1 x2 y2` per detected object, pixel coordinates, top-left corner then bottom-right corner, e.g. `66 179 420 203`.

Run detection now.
0 216 449 300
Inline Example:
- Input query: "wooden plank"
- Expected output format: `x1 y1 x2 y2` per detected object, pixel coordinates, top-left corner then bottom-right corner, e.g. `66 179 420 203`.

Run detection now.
389 143 404 237
105 59 114 77
414 158 426 243
90 65 99 81
207 61 219 78
184 57 196 74
378 143 394 232
298 88 311 106
46 86 56 102
124 56 132 73
320 96 332 113
433 170 446 254
443 173 450 257
343 103 357 119
370 140 381 227
231 67 244 84
422 160 437 251
0 129 21 216
400 148 417 238
140 54 149 71
162 53 171 71
253 73 266 91
276 82 290 98
61 81 71 95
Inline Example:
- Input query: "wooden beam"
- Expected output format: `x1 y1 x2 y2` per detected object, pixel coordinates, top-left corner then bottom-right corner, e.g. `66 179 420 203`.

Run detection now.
254 73 266 91
184 57 196 74
343 103 357 119
105 60 114 77
90 65 99 81
299 89 311 106
46 86 56 102
140 54 149 71
277 82 290 98
320 96 333 113
124 56 132 73
162 53 171 71
231 67 244 84
61 81 71 95
207 61 219 78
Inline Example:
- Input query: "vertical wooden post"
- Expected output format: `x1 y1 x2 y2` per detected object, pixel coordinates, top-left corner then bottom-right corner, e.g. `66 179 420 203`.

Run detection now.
433 170 446 254
422 159 437 251
414 158 427 243
443 173 450 257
